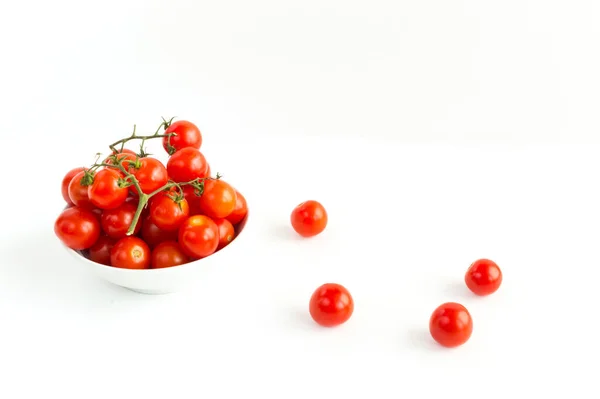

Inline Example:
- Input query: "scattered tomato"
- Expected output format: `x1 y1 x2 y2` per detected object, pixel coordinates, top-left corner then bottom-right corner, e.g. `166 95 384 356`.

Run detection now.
226 189 248 225
465 259 502 296
429 302 473 348
100 202 142 239
178 215 219 259
151 241 189 269
198 179 237 219
166 147 209 183
140 216 178 248
149 192 190 231
128 157 169 194
61 167 85 205
88 168 128 210
214 218 235 250
68 171 95 209
163 120 202 154
290 200 328 237
54 207 101 250
88 235 116 265
309 283 354 327
110 236 151 269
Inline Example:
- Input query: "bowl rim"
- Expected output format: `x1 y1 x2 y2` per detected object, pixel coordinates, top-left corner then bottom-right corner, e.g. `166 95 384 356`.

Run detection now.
63 208 250 273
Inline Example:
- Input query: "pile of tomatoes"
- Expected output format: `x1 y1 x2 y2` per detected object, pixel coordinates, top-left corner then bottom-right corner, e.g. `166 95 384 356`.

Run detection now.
54 119 248 270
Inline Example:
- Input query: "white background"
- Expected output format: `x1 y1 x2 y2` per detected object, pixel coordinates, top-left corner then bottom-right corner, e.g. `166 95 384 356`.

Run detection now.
1 0 599 398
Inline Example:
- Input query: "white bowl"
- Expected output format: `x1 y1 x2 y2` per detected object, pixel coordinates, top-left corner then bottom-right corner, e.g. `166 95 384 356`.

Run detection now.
62 211 249 295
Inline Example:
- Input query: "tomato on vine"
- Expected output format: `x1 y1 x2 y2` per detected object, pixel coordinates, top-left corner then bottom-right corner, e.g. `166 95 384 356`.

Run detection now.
110 236 151 269
163 120 202 154
141 216 179 248
166 147 209 183
178 215 219 259
309 283 354 327
100 201 142 239
54 207 101 250
68 170 95 209
182 186 203 216
127 157 169 194
151 241 189 269
104 148 137 166
88 168 129 210
61 167 85 205
149 191 190 232
429 302 473 348
198 179 237 219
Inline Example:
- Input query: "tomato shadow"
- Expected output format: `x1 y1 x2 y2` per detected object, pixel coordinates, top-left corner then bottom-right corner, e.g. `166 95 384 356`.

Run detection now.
440 281 478 302
0 230 158 310
268 223 305 242
282 307 323 332
406 328 445 352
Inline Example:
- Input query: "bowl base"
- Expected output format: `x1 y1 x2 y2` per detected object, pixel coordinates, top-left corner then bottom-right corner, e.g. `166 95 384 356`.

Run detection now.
125 287 175 295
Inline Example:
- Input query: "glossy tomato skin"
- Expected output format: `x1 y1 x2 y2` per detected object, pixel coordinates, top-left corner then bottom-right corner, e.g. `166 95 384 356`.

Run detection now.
166 147 209 183
141 216 178 248
68 171 95 209
100 202 142 239
182 186 203 215
151 241 189 269
290 200 328 237
149 193 190 231
128 157 169 194
61 167 85 205
88 168 128 210
214 218 235 250
104 149 137 166
163 120 202 154
429 302 473 348
54 207 101 250
309 283 354 327
465 259 503 296
110 236 151 269
178 215 219 259
88 235 116 265
198 179 237 219
226 189 248 225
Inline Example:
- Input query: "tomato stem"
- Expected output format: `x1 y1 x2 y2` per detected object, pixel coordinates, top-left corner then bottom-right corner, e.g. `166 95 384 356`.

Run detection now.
108 118 175 155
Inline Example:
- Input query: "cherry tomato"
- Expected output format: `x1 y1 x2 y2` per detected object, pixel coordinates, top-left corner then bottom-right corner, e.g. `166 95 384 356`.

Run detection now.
68 170 95 209
100 202 142 239
290 200 328 237
226 189 248 225
110 236 151 269
141 215 178 248
149 192 190 231
61 167 85 205
166 147 209 183
182 186 203 215
214 218 235 250
88 235 116 266
429 302 473 348
151 241 190 269
163 120 202 154
103 149 137 166
128 157 169 194
178 215 219 259
54 207 101 250
465 259 502 296
198 179 237 219
88 168 128 210
309 283 354 327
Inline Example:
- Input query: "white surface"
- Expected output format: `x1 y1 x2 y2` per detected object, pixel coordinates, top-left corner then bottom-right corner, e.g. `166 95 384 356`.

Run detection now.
1 0 599 398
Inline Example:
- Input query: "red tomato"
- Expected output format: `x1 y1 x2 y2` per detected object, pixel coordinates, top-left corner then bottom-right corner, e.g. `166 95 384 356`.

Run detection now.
88 168 128 210
214 218 235 250
88 235 116 266
61 167 85 205
465 259 502 296
141 216 178 248
100 202 142 239
151 241 190 269
226 189 248 225
68 171 95 209
163 120 202 154
290 200 328 237
110 236 151 269
128 157 169 194
166 147 209 183
429 302 473 348
104 149 137 166
149 192 190 231
198 179 236 219
178 215 219 259
54 207 101 250
309 283 354 327
182 186 203 215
